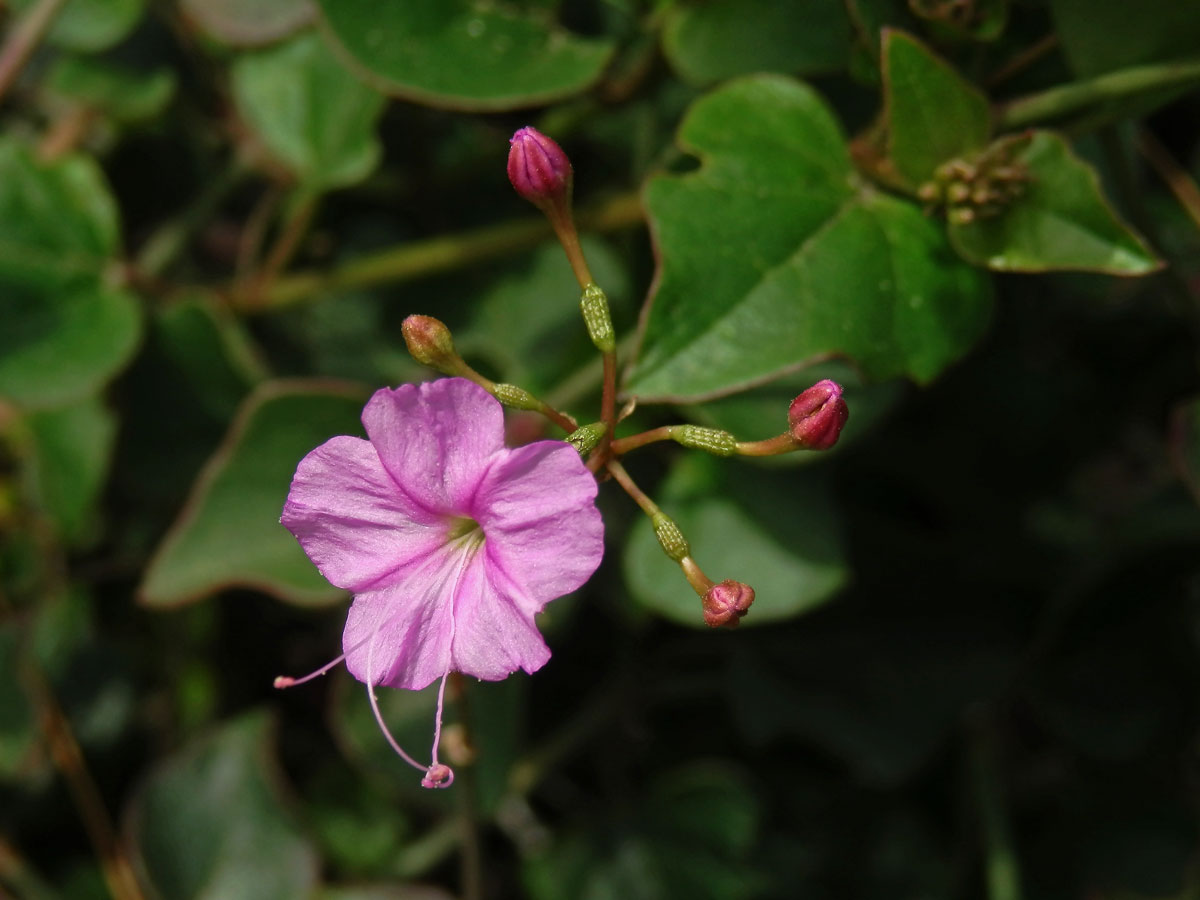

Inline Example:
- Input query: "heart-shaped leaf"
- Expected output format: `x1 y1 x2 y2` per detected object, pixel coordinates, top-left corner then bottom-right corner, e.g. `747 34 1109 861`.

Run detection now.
623 453 848 628
126 711 319 900
630 74 992 400
948 131 1162 274
25 394 117 544
10 0 144 51
180 0 314 47
0 139 119 287
883 29 991 187
138 380 369 608
46 57 176 123
232 31 386 191
315 0 615 111
1 281 141 410
662 0 849 86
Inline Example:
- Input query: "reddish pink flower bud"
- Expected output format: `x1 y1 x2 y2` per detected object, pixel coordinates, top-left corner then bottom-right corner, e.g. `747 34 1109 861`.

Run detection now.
788 379 849 450
507 127 572 211
702 580 755 628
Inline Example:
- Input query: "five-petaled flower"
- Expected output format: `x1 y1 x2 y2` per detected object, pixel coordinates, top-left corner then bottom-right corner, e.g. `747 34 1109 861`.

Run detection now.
277 377 604 788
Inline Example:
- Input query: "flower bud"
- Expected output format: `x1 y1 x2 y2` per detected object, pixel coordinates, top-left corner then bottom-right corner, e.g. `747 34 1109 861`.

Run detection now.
672 425 737 457
491 383 541 411
701 580 755 628
652 512 690 563
508 127 572 213
566 421 607 456
788 379 848 450
402 315 465 376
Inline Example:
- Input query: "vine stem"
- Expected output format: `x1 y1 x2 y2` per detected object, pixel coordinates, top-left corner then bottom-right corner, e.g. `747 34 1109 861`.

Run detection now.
609 425 675 456
234 191 321 312
0 0 67 104
253 190 643 312
605 459 661 518
1138 129 1200 231
21 664 146 900
996 58 1200 130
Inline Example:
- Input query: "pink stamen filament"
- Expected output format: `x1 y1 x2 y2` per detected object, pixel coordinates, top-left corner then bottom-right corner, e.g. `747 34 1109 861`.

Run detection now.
365 630 429 775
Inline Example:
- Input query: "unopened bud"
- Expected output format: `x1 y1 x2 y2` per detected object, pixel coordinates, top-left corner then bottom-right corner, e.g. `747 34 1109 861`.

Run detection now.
788 379 848 450
652 512 690 562
491 383 540 411
579 283 615 352
702 580 755 628
566 421 607 456
402 315 464 375
672 425 737 457
508 127 572 213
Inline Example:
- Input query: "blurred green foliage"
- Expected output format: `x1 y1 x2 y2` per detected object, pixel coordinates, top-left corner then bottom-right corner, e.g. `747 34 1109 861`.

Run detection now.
1 0 1199 898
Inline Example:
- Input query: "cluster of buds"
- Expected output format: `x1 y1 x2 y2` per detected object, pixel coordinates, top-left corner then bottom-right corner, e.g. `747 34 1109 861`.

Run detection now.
918 141 1031 225
404 128 852 631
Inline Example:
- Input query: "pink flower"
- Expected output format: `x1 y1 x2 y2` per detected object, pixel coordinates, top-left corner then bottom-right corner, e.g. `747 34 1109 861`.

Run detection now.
276 378 604 787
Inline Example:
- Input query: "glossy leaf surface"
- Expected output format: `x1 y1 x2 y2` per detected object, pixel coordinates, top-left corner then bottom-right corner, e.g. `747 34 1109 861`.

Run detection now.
139 381 368 607
948 132 1162 273
624 454 847 627
883 29 991 186
316 0 615 110
232 31 386 191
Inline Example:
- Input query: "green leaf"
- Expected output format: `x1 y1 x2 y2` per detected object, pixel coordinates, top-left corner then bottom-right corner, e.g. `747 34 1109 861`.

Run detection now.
0 142 138 407
631 76 992 399
883 29 991 187
662 0 849 86
315 0 616 111
11 0 145 51
46 57 176 122
624 454 848 628
156 295 268 421
138 380 369 608
0 282 141 410
127 711 319 900
232 31 386 191
180 0 315 47
25 394 117 543
1049 0 1200 77
948 131 1162 274
0 139 119 287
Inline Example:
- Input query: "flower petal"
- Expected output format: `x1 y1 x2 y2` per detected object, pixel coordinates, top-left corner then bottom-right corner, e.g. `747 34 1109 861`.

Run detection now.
282 435 445 592
362 379 505 514
341 542 470 690
474 440 604 615
450 552 550 680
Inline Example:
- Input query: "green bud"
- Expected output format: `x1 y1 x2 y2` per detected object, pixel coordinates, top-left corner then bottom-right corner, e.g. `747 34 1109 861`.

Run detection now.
491 383 541 411
401 315 464 375
672 425 738 457
652 512 690 562
579 283 615 352
565 422 607 456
